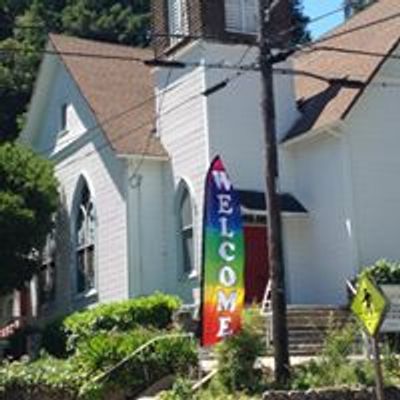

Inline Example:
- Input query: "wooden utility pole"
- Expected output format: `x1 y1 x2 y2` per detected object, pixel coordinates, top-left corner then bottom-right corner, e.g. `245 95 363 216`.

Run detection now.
258 0 290 384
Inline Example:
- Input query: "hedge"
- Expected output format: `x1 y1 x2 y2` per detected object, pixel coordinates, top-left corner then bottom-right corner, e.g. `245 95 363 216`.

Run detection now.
41 292 181 355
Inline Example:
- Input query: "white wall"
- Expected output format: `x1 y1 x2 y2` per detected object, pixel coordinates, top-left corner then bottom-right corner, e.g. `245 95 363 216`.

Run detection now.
347 46 400 269
156 60 209 301
126 159 177 298
286 133 355 305
204 43 300 192
28 57 130 310
154 41 300 303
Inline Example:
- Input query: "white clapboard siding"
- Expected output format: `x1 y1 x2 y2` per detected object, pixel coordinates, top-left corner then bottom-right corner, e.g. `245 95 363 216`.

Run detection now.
31 59 130 308
157 67 208 301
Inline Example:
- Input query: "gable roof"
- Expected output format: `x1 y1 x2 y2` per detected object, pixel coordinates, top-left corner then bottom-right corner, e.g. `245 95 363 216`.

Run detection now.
49 34 166 157
285 0 400 141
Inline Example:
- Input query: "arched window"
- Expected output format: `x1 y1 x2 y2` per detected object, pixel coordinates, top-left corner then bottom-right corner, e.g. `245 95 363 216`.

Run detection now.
39 230 56 306
178 182 194 274
75 181 96 294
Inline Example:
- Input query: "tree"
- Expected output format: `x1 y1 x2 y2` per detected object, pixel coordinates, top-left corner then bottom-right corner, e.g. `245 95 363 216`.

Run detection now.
289 0 311 45
0 0 150 142
344 0 376 19
0 142 58 294
61 0 150 46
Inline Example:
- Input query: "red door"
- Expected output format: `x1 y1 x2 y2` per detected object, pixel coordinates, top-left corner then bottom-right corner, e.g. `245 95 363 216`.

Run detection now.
244 225 269 304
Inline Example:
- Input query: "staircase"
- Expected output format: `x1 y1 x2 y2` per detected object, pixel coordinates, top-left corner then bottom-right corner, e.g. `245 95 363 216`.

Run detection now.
266 306 352 355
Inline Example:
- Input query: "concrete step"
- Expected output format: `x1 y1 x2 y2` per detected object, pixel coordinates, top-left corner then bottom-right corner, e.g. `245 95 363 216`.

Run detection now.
266 306 352 356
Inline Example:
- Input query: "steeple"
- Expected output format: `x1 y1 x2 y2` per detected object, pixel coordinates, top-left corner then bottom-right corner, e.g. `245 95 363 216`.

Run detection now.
151 0 292 57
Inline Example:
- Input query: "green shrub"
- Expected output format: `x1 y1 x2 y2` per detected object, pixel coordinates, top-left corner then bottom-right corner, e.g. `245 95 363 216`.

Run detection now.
0 355 88 397
64 292 181 351
41 316 69 358
360 259 400 285
160 377 195 400
0 330 197 400
289 322 400 389
215 310 264 393
76 329 198 397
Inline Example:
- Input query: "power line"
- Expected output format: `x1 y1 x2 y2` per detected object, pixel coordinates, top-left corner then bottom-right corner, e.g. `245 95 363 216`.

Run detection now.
34 69 196 159
294 9 400 53
0 6 398 69
305 44 400 61
271 3 348 44
53 46 252 176
0 2 356 50
128 68 174 183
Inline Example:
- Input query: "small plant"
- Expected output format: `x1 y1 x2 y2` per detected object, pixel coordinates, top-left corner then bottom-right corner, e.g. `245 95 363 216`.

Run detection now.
291 322 362 389
215 309 265 393
41 315 69 358
160 377 195 400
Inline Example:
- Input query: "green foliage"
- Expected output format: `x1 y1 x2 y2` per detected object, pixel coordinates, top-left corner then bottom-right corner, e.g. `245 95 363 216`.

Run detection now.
290 322 400 390
0 0 150 141
41 316 69 358
291 323 363 389
289 0 311 44
359 259 400 285
0 355 89 397
63 292 181 351
61 0 150 46
160 377 194 400
215 310 265 393
0 330 197 399
0 142 58 293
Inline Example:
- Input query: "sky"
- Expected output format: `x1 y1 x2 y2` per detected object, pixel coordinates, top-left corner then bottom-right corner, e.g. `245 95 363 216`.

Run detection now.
303 0 345 38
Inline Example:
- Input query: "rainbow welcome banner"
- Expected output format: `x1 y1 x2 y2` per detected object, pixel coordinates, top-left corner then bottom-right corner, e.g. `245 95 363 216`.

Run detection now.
200 156 245 347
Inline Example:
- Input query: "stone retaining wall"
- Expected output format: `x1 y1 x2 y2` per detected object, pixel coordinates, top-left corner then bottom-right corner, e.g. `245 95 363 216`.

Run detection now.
263 387 400 400
0 386 125 400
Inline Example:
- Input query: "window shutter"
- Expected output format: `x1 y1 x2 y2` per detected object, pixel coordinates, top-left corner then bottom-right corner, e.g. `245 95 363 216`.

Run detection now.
169 0 180 35
244 0 258 33
225 0 243 32
168 0 189 44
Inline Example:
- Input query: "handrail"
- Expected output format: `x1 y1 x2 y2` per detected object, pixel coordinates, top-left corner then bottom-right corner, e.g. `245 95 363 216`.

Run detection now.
87 332 195 387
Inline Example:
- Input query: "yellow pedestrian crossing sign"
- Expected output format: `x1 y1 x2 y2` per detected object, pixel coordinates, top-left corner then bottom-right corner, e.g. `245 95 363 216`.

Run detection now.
351 275 389 337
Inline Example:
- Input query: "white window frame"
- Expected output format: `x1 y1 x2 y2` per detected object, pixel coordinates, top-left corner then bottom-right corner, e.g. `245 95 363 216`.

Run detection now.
168 0 189 46
74 179 97 297
177 181 195 277
225 0 259 34
39 230 57 308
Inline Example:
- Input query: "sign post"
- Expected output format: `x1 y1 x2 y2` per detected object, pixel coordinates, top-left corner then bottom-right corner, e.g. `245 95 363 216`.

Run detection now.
351 274 389 400
200 156 245 347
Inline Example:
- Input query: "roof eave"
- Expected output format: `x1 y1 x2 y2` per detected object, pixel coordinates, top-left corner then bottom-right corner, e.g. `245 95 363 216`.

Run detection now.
280 120 345 148
117 153 169 162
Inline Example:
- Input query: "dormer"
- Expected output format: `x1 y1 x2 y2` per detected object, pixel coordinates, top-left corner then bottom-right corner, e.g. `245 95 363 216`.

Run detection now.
151 0 291 57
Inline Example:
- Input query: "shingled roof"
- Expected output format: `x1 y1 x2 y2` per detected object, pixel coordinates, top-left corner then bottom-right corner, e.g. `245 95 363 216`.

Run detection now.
285 0 400 141
49 34 166 157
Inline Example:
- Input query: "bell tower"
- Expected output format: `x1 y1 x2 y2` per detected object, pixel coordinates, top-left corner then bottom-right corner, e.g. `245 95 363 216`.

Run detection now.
151 0 292 57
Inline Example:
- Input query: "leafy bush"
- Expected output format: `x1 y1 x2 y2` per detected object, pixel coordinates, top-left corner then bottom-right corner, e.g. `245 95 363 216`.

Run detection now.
160 377 194 400
41 316 69 358
215 310 264 393
0 355 88 398
0 330 197 400
360 259 400 285
64 293 181 351
290 322 400 390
